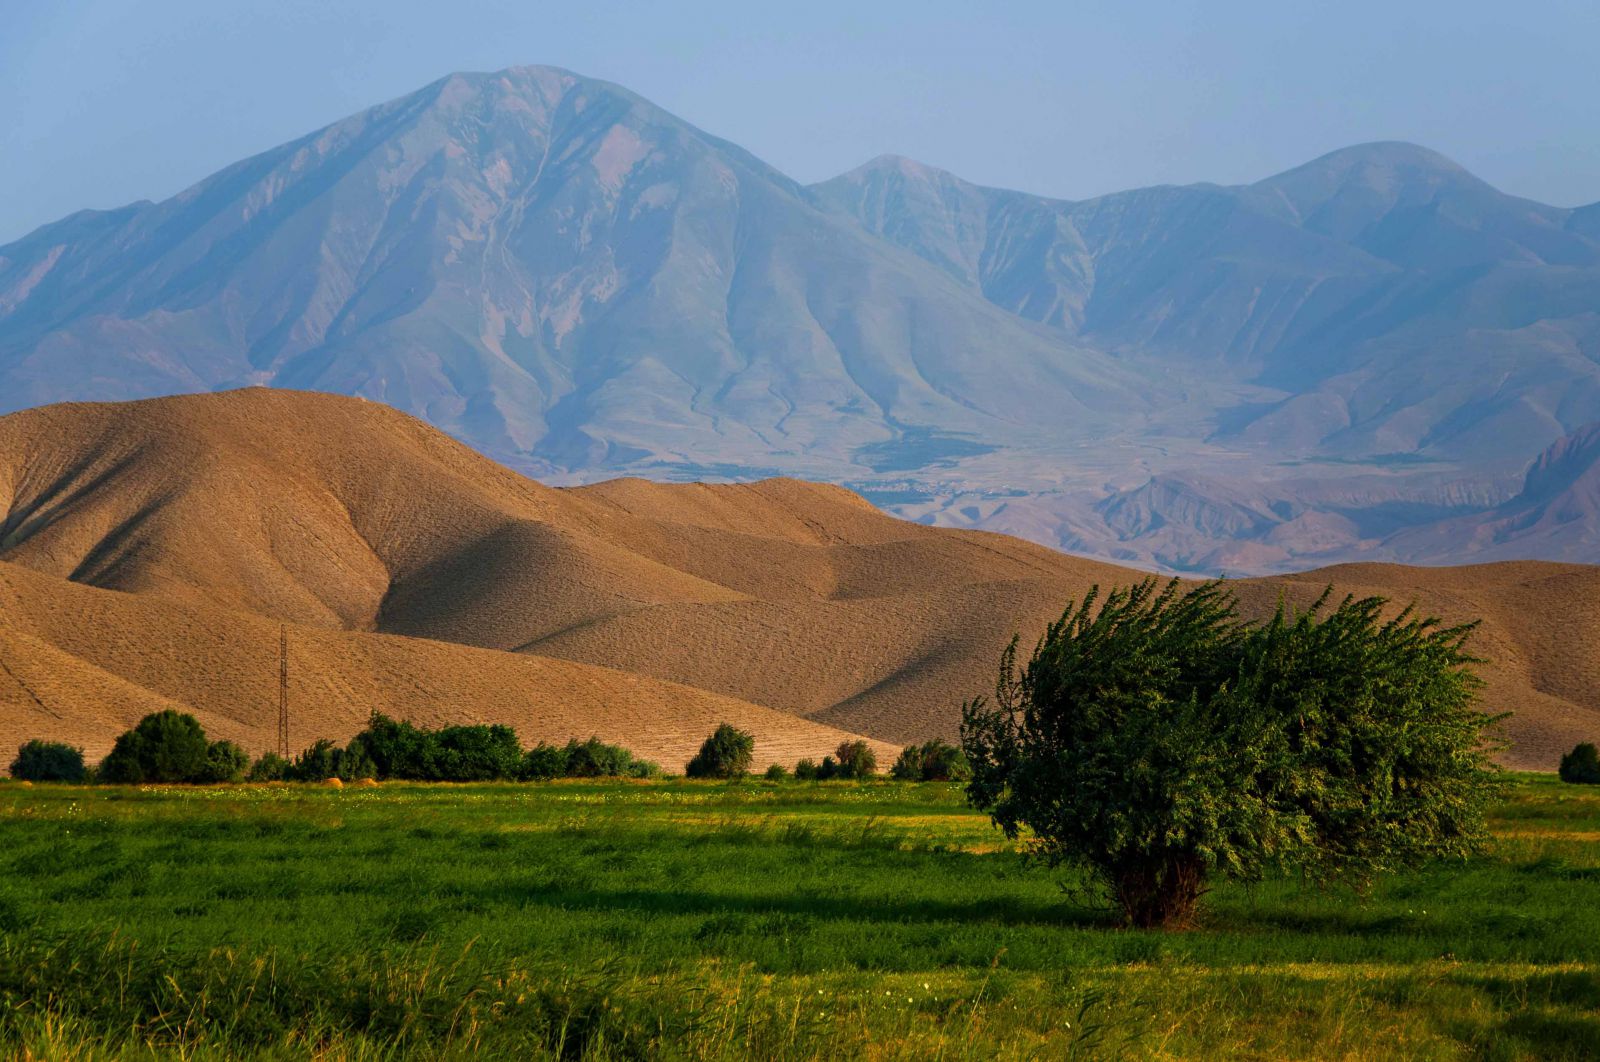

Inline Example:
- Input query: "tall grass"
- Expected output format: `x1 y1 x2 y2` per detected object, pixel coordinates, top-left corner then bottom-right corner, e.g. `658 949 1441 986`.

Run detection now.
0 775 1596 1058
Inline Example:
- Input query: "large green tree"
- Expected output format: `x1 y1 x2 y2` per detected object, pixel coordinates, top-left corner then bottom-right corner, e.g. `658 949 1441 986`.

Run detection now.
961 579 1501 928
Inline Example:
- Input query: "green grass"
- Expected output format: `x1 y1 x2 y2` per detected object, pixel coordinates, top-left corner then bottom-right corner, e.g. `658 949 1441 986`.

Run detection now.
0 775 1597 1059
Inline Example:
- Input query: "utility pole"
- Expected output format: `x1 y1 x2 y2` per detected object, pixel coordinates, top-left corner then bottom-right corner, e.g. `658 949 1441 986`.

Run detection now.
277 625 289 758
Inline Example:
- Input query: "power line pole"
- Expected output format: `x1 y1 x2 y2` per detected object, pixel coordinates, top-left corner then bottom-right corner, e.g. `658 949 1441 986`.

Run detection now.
277 624 289 758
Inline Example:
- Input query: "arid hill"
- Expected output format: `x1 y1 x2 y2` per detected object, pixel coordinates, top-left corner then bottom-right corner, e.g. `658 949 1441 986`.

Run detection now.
1 389 1596 770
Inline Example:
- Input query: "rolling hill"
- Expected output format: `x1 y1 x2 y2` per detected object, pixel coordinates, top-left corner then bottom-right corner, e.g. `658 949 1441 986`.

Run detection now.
1 389 1596 770
2 66 1598 572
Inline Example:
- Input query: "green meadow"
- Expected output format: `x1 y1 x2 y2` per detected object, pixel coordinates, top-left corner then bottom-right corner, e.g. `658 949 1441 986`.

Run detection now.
1 775 1597 1060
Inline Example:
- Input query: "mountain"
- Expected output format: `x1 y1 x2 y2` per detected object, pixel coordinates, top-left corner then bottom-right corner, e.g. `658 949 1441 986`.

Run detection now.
2 390 1598 769
0 67 1141 481
1381 422 1600 562
815 143 1600 463
3 66 1599 572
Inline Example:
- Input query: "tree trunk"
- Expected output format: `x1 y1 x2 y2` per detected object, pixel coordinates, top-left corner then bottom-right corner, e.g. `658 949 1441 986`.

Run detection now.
1112 853 1207 928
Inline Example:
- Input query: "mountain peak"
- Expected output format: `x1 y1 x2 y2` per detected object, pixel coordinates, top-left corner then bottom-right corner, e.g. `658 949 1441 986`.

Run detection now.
831 154 968 188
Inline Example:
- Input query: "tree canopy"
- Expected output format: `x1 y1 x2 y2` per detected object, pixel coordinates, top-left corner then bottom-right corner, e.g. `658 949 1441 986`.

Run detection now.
961 579 1501 928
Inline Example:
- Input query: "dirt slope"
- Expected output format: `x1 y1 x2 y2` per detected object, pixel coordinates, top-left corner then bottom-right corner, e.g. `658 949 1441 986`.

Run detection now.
1 389 1596 770
0 560 892 770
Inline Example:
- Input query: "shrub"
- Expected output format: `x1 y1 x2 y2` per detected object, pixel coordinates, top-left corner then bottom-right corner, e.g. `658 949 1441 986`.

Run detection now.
764 763 789 782
794 758 819 781
892 740 972 782
1559 742 1600 784
834 740 877 779
197 741 250 783
816 756 840 780
98 711 212 784
685 724 755 779
246 752 290 782
962 579 1500 928
286 739 349 782
520 743 570 781
518 738 658 781
564 737 636 778
348 713 522 781
8 740 86 783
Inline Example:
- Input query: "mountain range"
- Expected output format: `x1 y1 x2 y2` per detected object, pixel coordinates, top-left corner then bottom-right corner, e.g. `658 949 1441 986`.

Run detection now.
2 65 1598 573
2 389 1596 770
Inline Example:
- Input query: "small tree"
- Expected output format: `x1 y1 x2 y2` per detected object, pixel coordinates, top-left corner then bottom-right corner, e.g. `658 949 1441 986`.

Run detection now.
764 763 789 782
834 740 877 779
9 740 86 783
685 724 755 779
1559 742 1600 784
520 743 570 781
891 740 971 782
197 740 250 783
794 758 819 781
962 579 1500 928
98 711 213 784
247 752 290 782
287 739 344 782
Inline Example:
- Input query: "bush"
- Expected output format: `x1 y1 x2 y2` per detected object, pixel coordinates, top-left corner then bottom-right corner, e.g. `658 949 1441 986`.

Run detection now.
834 741 877 779
287 739 339 782
1559 742 1600 784
685 724 755 779
816 756 840 780
794 758 819 781
348 714 521 781
764 763 789 782
564 737 637 778
98 711 213 784
246 752 290 782
962 579 1500 928
8 740 86 783
518 738 659 781
891 739 971 782
197 741 250 783
519 743 570 781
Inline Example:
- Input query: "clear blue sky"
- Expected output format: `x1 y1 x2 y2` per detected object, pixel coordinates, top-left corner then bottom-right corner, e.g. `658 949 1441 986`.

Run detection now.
4 0 1598 243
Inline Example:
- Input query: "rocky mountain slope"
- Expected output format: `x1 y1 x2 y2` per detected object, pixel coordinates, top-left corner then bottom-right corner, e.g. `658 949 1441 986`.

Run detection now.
2 66 1598 572
1 391 1596 769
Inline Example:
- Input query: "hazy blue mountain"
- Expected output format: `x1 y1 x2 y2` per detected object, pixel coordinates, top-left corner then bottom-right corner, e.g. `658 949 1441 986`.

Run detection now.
3 65 1598 571
813 143 1600 466
0 67 1142 479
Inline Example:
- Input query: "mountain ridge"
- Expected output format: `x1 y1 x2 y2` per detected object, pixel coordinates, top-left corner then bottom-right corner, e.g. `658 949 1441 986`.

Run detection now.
3 65 1599 574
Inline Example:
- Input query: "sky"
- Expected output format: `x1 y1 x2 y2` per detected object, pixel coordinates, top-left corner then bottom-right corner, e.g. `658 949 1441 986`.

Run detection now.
3 0 1598 243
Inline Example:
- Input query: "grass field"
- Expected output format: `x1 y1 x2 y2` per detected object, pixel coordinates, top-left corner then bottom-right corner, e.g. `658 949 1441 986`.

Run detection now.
1 775 1597 1060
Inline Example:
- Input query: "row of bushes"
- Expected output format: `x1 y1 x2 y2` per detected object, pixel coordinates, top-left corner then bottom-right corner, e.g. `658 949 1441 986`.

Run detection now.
6 712 662 785
8 713 974 786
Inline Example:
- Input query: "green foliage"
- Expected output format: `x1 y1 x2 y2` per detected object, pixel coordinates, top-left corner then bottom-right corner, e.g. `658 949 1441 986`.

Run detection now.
1559 742 1600 784
962 579 1502 927
7 740 86 783
833 741 877 779
97 711 213 784
686 723 755 779
564 736 652 779
348 713 521 781
764 763 790 782
519 742 570 781
197 741 250 784
891 740 971 782
286 739 348 782
794 758 819 781
519 738 659 781
245 752 290 782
